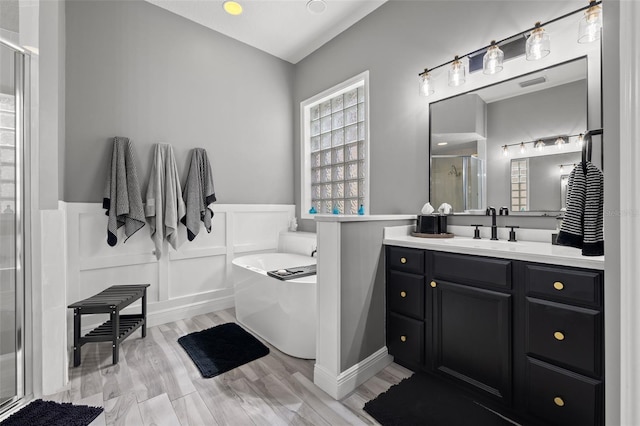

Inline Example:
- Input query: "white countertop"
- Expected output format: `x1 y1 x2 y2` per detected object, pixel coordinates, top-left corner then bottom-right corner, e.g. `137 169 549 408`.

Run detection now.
314 214 416 223
383 225 604 270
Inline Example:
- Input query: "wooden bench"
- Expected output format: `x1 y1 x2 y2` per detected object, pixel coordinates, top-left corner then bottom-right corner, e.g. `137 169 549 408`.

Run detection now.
68 284 150 366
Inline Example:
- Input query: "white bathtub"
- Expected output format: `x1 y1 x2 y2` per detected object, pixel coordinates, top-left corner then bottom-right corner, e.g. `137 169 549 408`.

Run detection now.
232 252 317 359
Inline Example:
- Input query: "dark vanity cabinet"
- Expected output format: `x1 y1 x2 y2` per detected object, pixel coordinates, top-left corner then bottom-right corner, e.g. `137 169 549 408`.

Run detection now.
385 245 604 426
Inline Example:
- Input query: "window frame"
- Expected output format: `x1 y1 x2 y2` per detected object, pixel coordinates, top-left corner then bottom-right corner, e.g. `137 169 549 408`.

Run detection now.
300 71 370 219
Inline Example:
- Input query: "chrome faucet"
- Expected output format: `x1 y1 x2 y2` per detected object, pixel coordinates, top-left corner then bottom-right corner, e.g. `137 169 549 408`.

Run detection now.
486 207 498 240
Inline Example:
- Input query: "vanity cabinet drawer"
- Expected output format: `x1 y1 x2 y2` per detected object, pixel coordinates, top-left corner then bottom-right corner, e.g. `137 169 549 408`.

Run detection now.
525 264 602 307
387 246 424 275
432 252 511 289
526 298 602 376
526 357 602 426
387 312 424 366
388 270 424 319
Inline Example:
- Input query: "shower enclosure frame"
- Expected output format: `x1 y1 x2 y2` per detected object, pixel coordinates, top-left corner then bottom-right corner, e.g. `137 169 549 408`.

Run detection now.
0 37 31 416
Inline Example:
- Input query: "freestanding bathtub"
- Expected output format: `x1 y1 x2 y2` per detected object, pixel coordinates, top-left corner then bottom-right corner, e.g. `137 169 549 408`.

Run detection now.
232 232 317 359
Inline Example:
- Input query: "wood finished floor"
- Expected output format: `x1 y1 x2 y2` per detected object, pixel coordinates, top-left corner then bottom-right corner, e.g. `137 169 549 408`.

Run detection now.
44 308 412 426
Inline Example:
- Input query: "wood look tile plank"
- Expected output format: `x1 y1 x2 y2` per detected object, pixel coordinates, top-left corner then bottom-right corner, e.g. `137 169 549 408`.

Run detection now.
340 392 379 425
226 376 286 425
171 391 219 426
100 356 135 401
257 374 331 426
104 392 144 426
77 393 106 426
191 376 255 426
292 372 368 426
122 337 165 403
137 393 181 426
146 327 197 400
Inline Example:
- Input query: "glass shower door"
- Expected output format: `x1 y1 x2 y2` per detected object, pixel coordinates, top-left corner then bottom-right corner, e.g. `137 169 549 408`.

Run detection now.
0 40 24 410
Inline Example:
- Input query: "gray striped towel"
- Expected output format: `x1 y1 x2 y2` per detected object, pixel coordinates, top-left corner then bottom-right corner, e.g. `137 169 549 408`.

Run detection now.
556 161 604 256
181 148 216 241
103 137 146 246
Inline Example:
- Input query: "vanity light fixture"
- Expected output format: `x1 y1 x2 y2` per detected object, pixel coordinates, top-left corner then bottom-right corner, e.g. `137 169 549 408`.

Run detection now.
578 1 603 43
223 0 243 15
416 2 601 98
483 41 504 75
555 137 566 149
519 142 526 153
448 56 466 87
535 140 545 151
418 68 435 97
502 145 510 157
577 133 584 147
526 22 551 61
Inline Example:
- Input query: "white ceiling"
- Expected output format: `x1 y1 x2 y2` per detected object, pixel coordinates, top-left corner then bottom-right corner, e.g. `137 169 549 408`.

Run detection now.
145 0 388 64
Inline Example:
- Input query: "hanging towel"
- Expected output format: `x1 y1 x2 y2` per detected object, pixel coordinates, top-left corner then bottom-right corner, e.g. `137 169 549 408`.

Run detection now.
145 143 186 259
556 161 604 256
181 148 216 241
103 137 145 246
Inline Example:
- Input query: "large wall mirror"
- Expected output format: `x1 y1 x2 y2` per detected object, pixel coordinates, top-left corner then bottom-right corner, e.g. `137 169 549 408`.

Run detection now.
428 14 602 216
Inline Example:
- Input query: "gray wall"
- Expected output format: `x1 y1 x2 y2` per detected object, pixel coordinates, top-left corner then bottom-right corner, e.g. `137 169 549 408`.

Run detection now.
65 0 295 204
39 0 65 208
294 1 581 232
339 219 414 370
486 80 587 210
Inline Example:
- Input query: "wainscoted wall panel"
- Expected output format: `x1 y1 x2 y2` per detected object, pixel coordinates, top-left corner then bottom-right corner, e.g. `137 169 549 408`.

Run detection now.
63 203 295 374
168 256 228 299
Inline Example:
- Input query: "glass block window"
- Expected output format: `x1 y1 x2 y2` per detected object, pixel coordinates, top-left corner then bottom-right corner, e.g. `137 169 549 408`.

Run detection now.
510 158 529 212
301 72 369 217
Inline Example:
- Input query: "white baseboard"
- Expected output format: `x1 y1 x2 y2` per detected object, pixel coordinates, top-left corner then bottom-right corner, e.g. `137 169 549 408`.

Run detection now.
146 295 235 327
314 347 392 400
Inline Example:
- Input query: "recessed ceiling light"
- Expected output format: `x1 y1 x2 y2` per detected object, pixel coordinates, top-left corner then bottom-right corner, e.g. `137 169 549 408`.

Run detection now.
306 0 327 15
437 142 448 146
223 1 243 16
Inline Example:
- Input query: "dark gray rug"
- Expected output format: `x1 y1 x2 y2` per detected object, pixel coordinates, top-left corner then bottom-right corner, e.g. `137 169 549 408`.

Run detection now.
178 322 269 378
0 399 102 426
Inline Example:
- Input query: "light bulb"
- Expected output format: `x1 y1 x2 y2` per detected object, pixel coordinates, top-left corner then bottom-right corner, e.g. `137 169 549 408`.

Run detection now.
578 1 602 43
560 165 565 173
526 22 551 60
555 137 565 149
577 133 584 147
520 142 526 153
535 140 545 151
418 69 434 97
502 145 509 157
483 41 504 75
448 56 466 87
223 1 243 15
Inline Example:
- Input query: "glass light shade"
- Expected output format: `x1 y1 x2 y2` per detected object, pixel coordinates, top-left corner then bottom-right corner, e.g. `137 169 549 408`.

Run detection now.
577 133 584 146
560 165 565 173
526 24 551 60
519 142 526 153
502 145 509 157
483 42 504 75
223 0 243 15
418 69 434 97
555 137 565 149
535 140 545 151
448 56 466 87
578 3 602 43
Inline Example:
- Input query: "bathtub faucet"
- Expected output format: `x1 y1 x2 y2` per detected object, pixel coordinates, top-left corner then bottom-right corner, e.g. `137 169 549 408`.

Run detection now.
311 247 317 257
